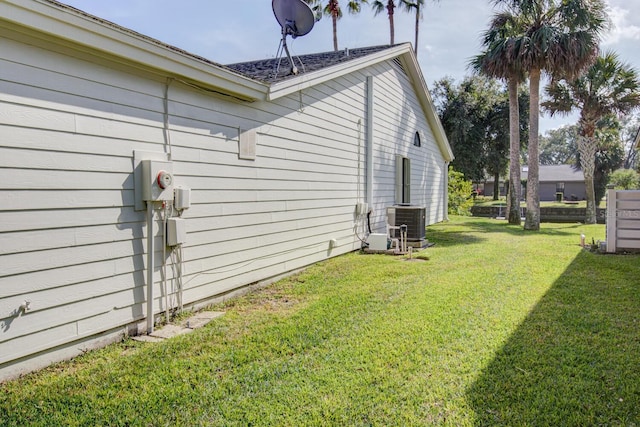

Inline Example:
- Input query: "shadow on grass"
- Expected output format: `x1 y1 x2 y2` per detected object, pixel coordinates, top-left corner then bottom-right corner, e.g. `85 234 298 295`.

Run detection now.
427 218 583 248
467 250 640 425
465 218 584 237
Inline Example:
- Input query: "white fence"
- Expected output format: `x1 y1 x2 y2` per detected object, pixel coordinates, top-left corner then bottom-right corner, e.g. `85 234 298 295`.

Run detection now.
606 188 640 253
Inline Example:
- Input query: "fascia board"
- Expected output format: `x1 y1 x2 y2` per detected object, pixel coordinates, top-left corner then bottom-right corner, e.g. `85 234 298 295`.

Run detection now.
2 0 269 102
400 50 455 162
267 44 411 101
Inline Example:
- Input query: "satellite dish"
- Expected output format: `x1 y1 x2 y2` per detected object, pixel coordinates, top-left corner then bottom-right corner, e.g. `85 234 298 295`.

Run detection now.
272 0 315 38
272 0 316 75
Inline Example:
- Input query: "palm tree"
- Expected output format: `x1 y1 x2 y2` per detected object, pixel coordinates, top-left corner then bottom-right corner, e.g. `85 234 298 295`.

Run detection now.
371 1 397 45
492 0 608 231
471 11 527 225
544 51 640 223
306 0 368 51
401 0 438 57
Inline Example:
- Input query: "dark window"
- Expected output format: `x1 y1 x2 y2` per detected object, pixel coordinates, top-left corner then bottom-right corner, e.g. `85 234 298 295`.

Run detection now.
556 182 565 193
396 155 411 204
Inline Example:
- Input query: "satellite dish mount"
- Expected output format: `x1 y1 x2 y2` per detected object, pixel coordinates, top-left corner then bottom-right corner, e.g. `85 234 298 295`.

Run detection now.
272 0 316 76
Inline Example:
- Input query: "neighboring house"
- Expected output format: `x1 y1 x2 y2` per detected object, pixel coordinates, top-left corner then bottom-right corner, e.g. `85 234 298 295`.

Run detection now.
0 0 453 380
484 165 586 201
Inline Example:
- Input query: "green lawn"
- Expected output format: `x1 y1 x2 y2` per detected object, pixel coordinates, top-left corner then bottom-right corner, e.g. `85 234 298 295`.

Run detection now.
473 196 606 209
2 217 639 426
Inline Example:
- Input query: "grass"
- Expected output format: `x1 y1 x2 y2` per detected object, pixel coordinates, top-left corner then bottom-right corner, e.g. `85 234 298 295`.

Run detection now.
473 196 606 209
1 217 639 425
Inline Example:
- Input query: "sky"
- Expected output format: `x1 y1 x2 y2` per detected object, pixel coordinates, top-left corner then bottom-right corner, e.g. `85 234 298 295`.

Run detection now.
60 0 640 134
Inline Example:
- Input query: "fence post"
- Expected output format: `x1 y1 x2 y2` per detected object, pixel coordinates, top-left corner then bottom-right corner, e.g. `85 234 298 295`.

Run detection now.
606 185 617 253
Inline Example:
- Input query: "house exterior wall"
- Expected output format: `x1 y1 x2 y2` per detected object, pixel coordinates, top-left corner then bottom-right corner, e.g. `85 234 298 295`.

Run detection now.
540 182 586 201
484 181 586 201
368 61 447 232
0 29 448 378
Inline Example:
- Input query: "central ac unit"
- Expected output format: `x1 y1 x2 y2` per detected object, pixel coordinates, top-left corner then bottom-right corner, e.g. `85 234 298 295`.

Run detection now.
387 206 426 241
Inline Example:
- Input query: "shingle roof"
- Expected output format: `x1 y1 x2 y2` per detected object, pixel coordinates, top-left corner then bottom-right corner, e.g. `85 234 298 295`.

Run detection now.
524 165 584 182
41 1 398 88
226 45 394 83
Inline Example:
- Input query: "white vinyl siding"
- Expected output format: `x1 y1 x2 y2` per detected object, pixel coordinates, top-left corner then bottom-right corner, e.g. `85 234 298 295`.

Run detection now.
368 61 447 233
0 28 448 378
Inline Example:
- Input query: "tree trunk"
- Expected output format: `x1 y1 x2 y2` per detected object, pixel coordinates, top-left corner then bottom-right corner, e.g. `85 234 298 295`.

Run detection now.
388 2 395 45
584 176 597 224
578 133 598 224
414 3 420 56
507 77 521 225
524 68 541 231
332 14 338 51
493 172 500 200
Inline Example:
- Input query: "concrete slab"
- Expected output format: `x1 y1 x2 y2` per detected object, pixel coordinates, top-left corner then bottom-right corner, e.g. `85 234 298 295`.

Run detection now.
130 311 225 343
193 311 226 320
131 335 165 343
184 311 225 329
150 324 193 339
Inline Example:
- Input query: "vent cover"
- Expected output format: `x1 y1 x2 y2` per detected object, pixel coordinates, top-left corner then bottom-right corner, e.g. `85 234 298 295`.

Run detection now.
392 58 408 76
387 206 426 241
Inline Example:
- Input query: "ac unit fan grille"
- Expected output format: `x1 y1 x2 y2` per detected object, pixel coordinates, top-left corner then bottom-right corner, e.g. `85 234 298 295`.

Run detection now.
387 206 426 241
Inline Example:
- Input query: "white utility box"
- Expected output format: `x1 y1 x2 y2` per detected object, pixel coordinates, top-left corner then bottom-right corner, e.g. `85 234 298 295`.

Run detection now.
141 160 174 201
167 218 186 246
367 233 388 251
174 187 191 210
356 202 369 216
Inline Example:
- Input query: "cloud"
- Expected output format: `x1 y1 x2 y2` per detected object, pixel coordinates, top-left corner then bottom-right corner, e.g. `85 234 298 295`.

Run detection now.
602 6 640 45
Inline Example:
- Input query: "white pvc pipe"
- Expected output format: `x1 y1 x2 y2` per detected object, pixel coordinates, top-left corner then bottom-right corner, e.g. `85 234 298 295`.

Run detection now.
162 206 169 325
146 201 155 334
366 76 374 208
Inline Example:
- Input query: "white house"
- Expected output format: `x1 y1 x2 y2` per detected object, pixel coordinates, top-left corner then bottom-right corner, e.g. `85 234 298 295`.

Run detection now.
0 0 453 381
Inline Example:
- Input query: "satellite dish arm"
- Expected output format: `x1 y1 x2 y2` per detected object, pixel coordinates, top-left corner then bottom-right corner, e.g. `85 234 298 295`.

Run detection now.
281 28 299 75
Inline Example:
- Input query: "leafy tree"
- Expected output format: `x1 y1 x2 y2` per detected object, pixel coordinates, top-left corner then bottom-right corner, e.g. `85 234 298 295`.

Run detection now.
433 77 496 182
433 76 529 201
371 0 397 45
448 166 474 216
544 52 640 223
491 0 608 230
305 0 368 51
433 77 488 182
539 125 578 165
609 169 640 190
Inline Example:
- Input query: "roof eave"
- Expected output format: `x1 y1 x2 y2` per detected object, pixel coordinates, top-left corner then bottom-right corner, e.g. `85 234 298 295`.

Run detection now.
2 0 269 102
267 45 410 101
400 47 454 162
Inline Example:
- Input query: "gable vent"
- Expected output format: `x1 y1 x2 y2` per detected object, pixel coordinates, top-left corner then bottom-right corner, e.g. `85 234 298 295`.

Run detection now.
392 58 408 76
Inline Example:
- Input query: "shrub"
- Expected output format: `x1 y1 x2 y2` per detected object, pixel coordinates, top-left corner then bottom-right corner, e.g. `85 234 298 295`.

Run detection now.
448 166 474 216
609 169 640 190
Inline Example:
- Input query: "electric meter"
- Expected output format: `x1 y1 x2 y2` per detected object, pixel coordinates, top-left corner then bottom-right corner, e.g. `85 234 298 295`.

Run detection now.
141 160 174 201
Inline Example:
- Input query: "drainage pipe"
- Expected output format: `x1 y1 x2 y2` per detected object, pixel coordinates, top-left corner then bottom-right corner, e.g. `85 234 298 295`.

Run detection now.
162 204 169 325
365 76 374 208
146 201 155 334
